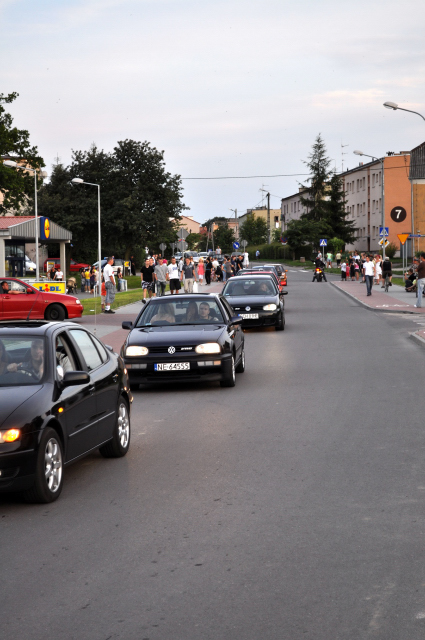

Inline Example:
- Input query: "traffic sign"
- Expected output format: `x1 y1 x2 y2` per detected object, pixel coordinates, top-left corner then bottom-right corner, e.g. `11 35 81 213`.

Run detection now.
159 243 167 253
319 239 327 246
397 233 410 245
378 238 389 247
410 234 423 238
390 206 407 223
379 227 389 237
240 240 248 249
233 241 240 250
178 227 189 240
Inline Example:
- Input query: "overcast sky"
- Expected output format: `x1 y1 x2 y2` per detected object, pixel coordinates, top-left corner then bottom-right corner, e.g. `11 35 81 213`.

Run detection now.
2 0 425 223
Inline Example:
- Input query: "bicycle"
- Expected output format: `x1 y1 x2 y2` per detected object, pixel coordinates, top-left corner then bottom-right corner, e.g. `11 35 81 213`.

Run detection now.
384 273 390 292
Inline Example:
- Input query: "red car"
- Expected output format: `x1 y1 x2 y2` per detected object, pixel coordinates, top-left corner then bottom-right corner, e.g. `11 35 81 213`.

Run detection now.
44 258 89 273
0 278 83 321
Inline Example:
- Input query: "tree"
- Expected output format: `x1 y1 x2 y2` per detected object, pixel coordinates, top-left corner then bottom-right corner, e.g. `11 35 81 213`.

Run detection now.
186 232 202 250
239 214 268 245
213 221 235 251
39 140 186 262
299 134 331 221
0 92 44 215
326 174 355 245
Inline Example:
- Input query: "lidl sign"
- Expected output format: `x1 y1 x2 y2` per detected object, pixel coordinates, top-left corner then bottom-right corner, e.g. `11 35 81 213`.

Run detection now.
39 217 51 240
33 281 66 294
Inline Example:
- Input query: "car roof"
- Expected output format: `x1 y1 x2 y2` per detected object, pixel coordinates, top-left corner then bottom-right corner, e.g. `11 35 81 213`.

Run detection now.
0 320 77 335
229 273 275 280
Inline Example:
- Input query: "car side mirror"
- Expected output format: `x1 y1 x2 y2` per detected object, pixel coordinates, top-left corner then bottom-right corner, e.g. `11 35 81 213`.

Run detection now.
230 315 242 325
26 288 34 294
281 290 288 295
62 371 90 387
122 321 133 330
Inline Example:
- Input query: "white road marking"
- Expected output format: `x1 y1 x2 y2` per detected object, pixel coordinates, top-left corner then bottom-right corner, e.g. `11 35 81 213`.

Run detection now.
415 612 425 619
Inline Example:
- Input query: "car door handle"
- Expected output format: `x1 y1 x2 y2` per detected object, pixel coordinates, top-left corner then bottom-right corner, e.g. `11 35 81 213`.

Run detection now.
89 386 96 394
112 374 118 382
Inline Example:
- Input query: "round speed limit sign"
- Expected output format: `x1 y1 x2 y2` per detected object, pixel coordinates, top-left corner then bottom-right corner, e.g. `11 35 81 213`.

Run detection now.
390 206 407 223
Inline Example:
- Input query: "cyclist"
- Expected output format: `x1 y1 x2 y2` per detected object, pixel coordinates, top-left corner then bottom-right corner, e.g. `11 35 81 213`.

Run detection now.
381 256 392 288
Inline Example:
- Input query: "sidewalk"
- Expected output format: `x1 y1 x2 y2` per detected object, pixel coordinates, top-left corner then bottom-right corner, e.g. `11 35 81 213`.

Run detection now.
331 279 425 314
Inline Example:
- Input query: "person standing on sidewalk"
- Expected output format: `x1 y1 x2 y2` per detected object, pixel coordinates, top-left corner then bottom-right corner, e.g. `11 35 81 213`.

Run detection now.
363 255 375 296
205 257 212 285
103 257 116 313
181 257 197 293
197 257 205 285
141 259 155 299
167 257 180 294
335 251 341 267
154 258 168 297
414 252 425 308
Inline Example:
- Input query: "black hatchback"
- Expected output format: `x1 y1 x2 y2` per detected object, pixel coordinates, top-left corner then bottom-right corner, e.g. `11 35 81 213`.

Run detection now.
121 294 245 388
0 321 132 503
222 274 286 330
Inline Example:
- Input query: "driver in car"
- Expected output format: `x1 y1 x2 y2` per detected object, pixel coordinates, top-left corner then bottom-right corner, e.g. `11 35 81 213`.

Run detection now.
1 281 20 295
6 339 44 380
199 302 218 322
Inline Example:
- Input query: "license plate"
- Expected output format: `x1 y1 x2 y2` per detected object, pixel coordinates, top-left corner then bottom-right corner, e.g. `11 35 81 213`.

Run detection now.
239 313 259 319
154 362 190 371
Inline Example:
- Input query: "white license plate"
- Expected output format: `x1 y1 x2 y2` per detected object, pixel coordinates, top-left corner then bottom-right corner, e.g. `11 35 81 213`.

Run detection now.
154 362 190 371
239 313 259 319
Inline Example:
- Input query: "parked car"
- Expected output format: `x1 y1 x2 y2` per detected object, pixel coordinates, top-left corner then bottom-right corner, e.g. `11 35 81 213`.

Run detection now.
0 277 83 321
43 258 90 273
121 294 245 389
25 255 37 274
222 274 286 330
184 251 200 264
92 258 125 275
0 321 132 502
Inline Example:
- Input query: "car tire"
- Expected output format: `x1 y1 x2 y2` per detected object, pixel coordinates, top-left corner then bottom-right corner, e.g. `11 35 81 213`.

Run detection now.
220 356 236 387
23 427 64 503
99 398 131 458
45 304 66 322
235 346 245 373
275 311 285 331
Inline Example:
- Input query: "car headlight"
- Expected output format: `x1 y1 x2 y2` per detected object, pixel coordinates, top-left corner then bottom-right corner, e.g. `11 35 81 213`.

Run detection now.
195 343 221 354
126 346 149 356
74 299 81 304
0 429 20 443
263 304 277 311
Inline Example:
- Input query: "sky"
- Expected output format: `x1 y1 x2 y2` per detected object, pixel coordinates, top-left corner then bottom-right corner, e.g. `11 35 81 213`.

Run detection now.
2 0 425 223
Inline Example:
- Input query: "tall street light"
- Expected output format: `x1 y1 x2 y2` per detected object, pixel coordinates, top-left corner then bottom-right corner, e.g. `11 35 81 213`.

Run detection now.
383 101 425 122
353 150 386 259
229 208 238 239
71 178 101 296
3 160 47 280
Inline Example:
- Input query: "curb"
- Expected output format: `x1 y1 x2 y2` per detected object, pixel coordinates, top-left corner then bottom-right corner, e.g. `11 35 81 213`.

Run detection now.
329 281 421 315
409 331 425 350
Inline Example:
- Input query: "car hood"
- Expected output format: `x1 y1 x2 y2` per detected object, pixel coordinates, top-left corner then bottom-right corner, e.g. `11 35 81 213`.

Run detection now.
129 324 226 346
0 385 43 429
223 295 278 306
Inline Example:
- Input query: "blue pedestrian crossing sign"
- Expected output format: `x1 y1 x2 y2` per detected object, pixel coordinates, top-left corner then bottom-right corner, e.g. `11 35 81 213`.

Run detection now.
233 241 240 249
379 227 389 237
319 239 327 247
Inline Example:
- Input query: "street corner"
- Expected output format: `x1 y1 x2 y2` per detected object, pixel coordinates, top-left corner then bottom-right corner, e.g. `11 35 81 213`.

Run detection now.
331 280 425 314
410 328 425 350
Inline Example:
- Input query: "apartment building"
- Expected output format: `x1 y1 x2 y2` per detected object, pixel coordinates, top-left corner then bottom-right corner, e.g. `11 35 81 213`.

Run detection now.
238 206 281 231
409 141 425 254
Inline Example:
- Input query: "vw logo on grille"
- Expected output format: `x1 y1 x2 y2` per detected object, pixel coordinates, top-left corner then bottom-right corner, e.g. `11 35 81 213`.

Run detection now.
245 306 251 311
168 346 176 354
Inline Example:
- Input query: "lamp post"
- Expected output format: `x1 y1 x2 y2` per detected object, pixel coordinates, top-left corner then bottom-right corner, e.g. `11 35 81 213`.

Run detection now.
383 102 425 122
71 178 101 296
3 160 47 281
353 150 386 259
229 208 238 240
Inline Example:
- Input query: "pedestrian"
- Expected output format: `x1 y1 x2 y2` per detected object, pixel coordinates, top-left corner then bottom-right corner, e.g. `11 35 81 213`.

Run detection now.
335 251 341 267
374 255 382 286
90 266 97 294
349 256 355 281
154 258 168 296
197 257 205 285
103 257 116 313
181 257 197 293
205 257 212 285
141 258 156 299
167 257 181 294
345 260 350 281
49 265 56 281
55 267 63 281
243 250 249 268
130 255 136 276
363 255 375 296
326 251 333 268
216 246 221 256
212 256 219 281
255 249 260 260
414 252 425 307
100 277 106 312
116 267 123 291
84 267 90 292
340 259 347 280
360 253 366 282
223 258 232 281
354 260 360 281
381 256 392 288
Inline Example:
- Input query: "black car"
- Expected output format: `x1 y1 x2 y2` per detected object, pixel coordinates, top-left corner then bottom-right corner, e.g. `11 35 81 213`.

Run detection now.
0 321 132 503
121 294 245 388
222 274 286 330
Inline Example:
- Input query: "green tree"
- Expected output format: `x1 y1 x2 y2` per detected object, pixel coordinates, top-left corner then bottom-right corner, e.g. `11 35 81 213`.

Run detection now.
299 134 331 221
326 174 355 244
0 92 44 215
186 232 202 250
213 221 235 251
240 214 268 245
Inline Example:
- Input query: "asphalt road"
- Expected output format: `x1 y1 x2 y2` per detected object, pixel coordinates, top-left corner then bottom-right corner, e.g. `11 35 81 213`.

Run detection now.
3 268 425 640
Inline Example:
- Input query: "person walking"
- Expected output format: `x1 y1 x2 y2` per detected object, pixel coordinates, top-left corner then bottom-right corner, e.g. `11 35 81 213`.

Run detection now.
340 259 347 280
363 255 375 296
374 255 382 286
89 266 97 294
49 265 56 281
116 267 123 291
255 249 260 260
103 257 116 313
197 257 205 285
167 257 180 295
154 258 168 296
243 250 249 268
181 257 197 292
414 252 425 307
205 257 212 285
141 259 155 299
326 251 333 268
335 251 341 267
130 255 136 276
223 258 232 281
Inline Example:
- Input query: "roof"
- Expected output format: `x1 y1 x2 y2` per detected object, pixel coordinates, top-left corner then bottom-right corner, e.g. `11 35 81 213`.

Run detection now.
0 216 34 229
0 216 72 241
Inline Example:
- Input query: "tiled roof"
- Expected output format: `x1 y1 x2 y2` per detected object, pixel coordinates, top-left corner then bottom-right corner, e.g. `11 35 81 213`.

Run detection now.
0 216 34 229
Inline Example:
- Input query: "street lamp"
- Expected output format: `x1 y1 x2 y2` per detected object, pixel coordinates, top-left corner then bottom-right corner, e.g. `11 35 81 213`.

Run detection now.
383 101 425 122
353 150 386 259
3 160 47 280
229 208 238 240
71 178 102 296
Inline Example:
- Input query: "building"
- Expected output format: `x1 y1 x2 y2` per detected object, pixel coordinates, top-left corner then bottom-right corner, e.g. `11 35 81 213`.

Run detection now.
238 207 282 234
409 141 425 255
178 215 202 235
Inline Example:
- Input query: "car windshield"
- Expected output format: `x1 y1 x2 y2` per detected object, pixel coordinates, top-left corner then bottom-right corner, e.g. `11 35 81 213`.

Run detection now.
136 298 225 326
0 336 46 386
223 279 277 296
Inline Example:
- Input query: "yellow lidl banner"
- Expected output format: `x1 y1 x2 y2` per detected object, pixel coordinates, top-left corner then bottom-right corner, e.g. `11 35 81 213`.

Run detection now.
33 281 66 294
397 233 410 245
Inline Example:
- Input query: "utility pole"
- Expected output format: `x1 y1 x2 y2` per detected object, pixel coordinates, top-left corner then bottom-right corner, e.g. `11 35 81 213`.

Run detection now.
267 192 271 244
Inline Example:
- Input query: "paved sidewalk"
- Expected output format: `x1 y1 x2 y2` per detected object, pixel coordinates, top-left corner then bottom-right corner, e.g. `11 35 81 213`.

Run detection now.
331 279 425 314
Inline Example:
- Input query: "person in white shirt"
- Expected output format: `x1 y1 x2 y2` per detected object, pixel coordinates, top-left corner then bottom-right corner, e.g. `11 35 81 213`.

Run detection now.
55 269 63 281
167 257 180 295
103 257 116 313
243 251 249 268
362 255 375 296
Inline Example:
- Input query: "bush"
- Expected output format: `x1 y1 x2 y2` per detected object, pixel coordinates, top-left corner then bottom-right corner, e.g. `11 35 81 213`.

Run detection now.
383 242 397 259
247 242 311 261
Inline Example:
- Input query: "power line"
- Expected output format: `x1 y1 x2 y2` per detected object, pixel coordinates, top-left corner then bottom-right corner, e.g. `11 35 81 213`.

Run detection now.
181 173 309 180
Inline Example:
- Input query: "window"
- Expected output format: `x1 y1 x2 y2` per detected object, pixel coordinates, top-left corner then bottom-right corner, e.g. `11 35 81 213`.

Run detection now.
55 333 77 379
357 179 359 191
362 177 365 190
379 198 381 212
372 174 375 187
69 330 103 371
372 226 375 237
378 172 381 185
357 204 360 216
360 204 362 214
372 200 375 212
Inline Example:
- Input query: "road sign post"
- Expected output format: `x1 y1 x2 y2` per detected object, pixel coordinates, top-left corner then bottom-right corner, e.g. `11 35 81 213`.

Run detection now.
379 227 389 237
240 240 248 249
319 239 327 248
159 242 167 256
233 242 240 250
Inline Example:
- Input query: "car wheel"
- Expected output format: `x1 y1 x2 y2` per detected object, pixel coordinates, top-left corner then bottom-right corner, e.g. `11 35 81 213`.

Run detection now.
45 304 66 322
275 311 285 331
235 345 245 373
23 427 64 503
99 398 131 458
220 356 236 387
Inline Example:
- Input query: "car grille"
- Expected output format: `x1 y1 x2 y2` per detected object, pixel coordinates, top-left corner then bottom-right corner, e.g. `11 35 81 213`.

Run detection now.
146 345 197 354
232 305 265 312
